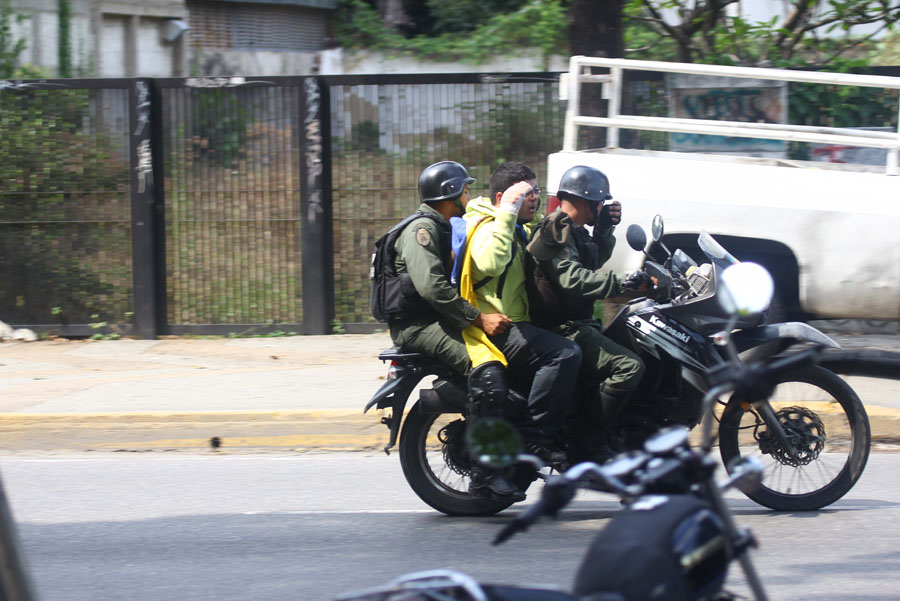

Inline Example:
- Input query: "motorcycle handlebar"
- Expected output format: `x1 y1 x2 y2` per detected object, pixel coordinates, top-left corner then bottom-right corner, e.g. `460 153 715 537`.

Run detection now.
493 498 545 545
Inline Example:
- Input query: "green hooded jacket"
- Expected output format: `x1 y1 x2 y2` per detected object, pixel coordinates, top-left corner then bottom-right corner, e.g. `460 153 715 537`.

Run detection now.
462 196 532 322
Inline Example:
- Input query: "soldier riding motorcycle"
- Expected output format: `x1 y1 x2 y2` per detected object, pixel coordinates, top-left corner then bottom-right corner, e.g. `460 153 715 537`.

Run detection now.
365 214 871 517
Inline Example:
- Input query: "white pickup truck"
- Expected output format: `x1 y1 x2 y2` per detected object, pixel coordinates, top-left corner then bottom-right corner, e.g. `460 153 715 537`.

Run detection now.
545 57 900 323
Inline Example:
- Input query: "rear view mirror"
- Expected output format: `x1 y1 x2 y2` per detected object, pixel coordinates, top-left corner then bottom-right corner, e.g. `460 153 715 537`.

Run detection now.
718 262 774 316
626 224 647 252
651 215 664 242
465 418 522 469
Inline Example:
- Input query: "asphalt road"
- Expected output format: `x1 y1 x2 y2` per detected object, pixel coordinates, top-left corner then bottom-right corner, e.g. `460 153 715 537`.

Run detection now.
3 451 900 601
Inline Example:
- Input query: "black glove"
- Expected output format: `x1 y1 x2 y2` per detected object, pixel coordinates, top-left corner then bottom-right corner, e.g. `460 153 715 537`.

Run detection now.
594 200 621 229
622 270 654 293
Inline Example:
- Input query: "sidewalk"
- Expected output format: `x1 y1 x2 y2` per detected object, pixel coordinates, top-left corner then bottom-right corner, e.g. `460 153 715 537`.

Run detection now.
1 331 899 453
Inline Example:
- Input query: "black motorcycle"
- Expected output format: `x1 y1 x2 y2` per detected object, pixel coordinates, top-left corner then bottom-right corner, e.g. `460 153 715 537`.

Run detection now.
364 215 871 516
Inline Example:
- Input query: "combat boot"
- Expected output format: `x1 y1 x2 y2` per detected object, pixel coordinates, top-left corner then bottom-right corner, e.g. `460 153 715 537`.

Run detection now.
468 467 526 501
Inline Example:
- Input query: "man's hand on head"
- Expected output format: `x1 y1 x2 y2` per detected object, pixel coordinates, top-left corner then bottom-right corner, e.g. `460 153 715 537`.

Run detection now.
499 181 535 215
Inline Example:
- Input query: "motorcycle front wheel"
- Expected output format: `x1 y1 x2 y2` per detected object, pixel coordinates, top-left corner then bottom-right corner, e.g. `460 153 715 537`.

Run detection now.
399 406 535 516
718 364 870 511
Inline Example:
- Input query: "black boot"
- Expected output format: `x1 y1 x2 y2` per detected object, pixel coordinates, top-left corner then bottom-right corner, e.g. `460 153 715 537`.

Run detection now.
599 383 633 431
574 384 636 464
468 467 526 501
571 400 616 465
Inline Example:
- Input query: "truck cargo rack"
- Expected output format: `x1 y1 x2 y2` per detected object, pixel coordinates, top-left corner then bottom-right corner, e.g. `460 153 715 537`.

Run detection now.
561 57 900 175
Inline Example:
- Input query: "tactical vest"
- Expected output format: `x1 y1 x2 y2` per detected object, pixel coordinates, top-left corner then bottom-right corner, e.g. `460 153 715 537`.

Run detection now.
370 211 451 323
526 222 602 328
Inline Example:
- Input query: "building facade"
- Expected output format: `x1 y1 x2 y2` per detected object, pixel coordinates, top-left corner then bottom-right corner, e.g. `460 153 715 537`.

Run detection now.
7 0 336 77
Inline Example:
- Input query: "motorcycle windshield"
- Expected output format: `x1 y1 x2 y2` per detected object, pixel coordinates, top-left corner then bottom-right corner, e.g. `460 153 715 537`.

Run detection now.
698 231 739 270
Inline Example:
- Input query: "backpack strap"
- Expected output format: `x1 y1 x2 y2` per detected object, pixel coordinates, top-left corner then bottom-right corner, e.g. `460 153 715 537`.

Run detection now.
474 226 525 300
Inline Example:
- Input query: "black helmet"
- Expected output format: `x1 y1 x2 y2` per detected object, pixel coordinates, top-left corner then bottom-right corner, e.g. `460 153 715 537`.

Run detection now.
419 161 475 203
557 165 612 205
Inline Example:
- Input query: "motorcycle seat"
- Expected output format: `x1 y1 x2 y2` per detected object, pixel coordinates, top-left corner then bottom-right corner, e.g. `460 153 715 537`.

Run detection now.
378 347 430 362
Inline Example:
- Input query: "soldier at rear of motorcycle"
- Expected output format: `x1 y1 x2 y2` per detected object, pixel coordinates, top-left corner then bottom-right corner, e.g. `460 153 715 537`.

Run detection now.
384 161 523 499
527 165 654 463
386 161 512 376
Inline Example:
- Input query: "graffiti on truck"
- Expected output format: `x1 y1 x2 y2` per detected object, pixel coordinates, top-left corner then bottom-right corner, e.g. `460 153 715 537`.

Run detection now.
670 86 787 154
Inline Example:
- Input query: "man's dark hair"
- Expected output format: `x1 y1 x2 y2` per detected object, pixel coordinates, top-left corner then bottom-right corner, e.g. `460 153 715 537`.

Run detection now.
490 161 536 201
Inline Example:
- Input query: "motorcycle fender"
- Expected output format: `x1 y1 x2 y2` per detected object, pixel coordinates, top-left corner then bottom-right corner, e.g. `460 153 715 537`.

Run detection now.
364 372 419 414
731 321 840 353
364 366 422 454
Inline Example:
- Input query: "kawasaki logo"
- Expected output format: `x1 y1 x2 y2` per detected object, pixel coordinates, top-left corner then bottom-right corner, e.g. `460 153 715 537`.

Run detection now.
649 315 692 343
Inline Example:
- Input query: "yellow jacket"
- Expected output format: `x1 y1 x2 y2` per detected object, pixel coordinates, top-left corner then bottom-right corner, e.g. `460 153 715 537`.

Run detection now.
459 216 507 368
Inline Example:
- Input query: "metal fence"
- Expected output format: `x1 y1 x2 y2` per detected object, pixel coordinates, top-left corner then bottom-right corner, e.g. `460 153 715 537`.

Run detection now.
1 72 569 337
0 81 134 333
157 80 305 331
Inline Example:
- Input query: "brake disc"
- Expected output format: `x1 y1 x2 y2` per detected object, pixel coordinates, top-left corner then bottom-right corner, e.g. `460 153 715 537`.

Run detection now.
756 405 826 467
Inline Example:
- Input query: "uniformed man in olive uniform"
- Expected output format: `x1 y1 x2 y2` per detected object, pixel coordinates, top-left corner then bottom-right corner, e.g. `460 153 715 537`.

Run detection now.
387 161 511 374
526 165 652 461
385 161 521 498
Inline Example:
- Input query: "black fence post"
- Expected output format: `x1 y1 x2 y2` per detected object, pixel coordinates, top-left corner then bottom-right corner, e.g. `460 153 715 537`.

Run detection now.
299 76 335 335
128 78 161 339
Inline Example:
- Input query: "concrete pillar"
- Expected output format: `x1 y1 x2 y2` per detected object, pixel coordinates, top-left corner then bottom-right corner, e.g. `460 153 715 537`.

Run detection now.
30 12 42 65
91 5 102 78
173 33 186 76
125 15 139 76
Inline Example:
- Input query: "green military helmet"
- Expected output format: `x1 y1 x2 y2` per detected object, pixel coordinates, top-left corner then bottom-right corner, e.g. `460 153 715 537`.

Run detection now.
418 161 475 203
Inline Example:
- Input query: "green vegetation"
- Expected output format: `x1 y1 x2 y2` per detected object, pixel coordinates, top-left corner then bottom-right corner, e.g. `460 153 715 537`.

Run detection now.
0 88 132 326
624 0 900 67
333 0 566 68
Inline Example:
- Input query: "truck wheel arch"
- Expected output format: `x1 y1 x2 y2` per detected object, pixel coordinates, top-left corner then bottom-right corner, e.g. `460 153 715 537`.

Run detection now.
659 233 804 321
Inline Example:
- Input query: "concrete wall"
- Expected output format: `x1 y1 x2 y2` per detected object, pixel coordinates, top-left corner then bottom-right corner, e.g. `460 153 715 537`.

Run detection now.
191 48 318 77
317 48 569 75
8 0 186 77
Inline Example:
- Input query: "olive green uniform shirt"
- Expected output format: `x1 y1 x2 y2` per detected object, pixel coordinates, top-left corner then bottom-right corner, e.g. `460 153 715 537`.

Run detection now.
541 220 622 301
391 203 480 331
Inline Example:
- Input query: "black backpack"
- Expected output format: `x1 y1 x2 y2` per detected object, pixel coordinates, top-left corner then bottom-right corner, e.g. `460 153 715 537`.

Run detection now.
369 211 442 323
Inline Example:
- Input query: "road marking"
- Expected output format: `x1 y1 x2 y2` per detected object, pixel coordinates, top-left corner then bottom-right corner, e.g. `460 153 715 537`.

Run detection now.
242 509 437 515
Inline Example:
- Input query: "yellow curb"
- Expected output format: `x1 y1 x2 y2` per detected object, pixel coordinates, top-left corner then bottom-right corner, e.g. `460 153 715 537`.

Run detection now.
1 405 900 453
93 434 387 450
0 410 368 421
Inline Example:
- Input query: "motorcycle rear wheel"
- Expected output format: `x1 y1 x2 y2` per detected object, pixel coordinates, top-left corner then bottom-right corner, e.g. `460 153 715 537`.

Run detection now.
718 364 870 511
399 406 534 516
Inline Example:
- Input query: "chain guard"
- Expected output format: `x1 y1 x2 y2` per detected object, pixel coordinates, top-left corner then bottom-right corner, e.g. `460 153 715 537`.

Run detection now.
756 405 826 467
438 418 472 477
